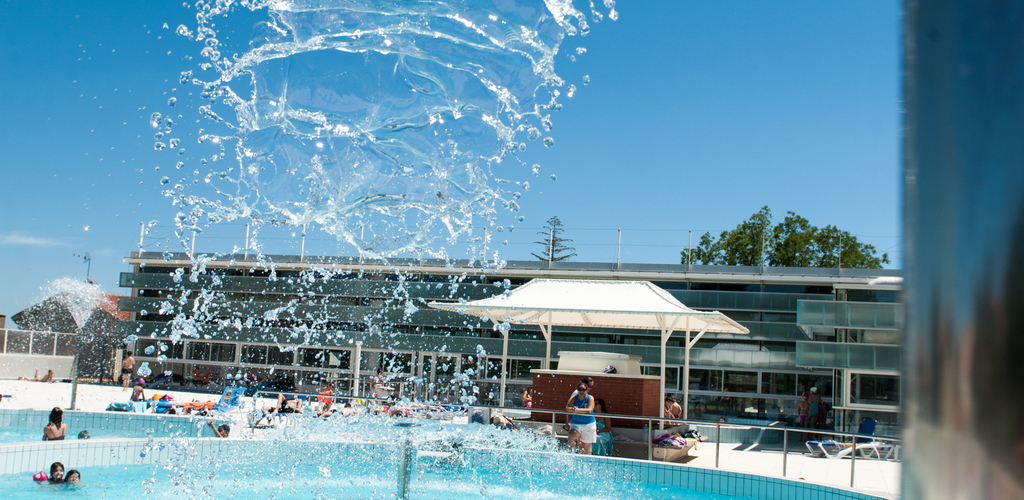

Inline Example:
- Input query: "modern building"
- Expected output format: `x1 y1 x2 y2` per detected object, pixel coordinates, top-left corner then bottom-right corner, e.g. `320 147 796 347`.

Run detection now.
117 252 902 435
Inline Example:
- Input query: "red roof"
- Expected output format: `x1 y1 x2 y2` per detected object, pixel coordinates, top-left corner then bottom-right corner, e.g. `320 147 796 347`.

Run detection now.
98 294 131 321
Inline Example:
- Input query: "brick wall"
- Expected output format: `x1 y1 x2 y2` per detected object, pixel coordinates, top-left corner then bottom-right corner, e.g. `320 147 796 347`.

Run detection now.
530 372 661 427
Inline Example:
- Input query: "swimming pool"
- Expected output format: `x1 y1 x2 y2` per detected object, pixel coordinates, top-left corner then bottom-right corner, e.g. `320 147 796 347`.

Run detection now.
2 458 755 500
0 409 223 443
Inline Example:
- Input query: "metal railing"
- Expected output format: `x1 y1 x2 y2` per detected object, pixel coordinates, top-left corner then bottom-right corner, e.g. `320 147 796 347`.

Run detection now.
237 390 900 490
466 405 900 489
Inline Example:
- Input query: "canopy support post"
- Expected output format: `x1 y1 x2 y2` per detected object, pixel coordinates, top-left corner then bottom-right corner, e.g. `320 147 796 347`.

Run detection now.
659 315 683 428
682 324 711 420
540 312 553 369
500 330 509 407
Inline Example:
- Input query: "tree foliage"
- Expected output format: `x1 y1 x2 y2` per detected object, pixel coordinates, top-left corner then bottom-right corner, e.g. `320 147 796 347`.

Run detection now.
532 216 577 262
684 207 890 269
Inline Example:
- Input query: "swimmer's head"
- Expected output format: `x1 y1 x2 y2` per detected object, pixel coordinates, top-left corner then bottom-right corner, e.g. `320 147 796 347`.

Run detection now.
49 462 64 482
64 470 80 483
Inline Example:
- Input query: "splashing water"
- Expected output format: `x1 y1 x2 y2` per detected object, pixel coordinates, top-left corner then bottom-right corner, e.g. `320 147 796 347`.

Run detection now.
39 277 107 328
165 0 616 259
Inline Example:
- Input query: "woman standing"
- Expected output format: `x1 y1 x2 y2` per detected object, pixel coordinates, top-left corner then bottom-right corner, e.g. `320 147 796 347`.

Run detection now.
591 398 615 456
43 407 67 441
564 383 596 454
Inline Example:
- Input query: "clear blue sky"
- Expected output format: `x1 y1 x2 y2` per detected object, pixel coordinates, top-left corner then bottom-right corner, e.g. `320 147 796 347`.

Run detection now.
0 1 901 318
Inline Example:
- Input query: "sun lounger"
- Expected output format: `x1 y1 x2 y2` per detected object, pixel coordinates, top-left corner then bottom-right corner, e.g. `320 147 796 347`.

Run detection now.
211 386 246 412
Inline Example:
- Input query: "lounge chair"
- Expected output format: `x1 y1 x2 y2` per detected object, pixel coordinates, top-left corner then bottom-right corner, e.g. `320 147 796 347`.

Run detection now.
806 418 894 459
212 386 246 412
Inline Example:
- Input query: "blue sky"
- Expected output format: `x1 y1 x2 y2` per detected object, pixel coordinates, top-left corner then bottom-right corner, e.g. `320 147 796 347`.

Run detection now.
0 1 900 318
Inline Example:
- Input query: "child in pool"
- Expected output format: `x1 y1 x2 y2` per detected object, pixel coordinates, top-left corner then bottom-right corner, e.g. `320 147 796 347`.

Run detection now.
64 470 81 483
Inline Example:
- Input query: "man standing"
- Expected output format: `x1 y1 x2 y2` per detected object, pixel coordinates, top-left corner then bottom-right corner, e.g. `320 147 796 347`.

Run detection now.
121 351 135 392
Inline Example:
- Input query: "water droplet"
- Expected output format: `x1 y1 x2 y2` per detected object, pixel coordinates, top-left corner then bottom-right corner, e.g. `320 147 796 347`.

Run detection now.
527 127 541 141
83 226 90 231
159 343 168 352
175 25 192 38
154 166 160 171
160 176 170 185
523 182 530 191
566 85 576 97
154 142 166 151
576 47 587 55
543 137 554 148
163 370 172 376
175 162 184 169
125 334 138 343
140 309 148 316
149 112 162 127
169 138 180 148
137 362 152 378
178 148 186 156
162 251 173 261
582 75 591 85
532 164 540 176
144 345 156 355
167 97 177 107
154 132 164 140
179 70 193 84
550 174 557 180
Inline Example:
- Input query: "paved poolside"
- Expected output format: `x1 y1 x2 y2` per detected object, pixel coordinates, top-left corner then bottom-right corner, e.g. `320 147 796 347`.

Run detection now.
675 440 900 499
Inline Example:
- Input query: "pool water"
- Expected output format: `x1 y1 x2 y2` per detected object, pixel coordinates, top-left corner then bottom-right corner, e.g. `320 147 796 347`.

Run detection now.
1 463 757 500
0 426 209 444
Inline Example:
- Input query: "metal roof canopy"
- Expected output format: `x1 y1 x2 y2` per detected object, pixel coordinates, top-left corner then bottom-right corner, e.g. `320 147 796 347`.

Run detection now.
428 279 749 419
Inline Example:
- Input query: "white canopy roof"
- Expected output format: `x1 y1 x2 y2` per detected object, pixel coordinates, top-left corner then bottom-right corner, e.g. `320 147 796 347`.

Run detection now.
428 279 748 334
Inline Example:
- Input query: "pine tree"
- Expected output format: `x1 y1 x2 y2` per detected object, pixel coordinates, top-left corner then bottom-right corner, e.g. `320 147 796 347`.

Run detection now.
532 216 577 262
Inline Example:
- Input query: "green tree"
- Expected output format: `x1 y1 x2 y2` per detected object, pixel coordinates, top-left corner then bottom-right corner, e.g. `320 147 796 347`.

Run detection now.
690 207 774 266
532 216 577 262
770 212 818 267
683 208 889 269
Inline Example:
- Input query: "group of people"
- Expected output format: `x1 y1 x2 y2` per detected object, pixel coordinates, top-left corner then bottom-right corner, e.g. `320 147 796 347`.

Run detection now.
34 462 80 485
796 386 828 439
563 377 613 456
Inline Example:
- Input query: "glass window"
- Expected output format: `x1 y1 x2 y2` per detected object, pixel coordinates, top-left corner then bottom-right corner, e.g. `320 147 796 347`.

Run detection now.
688 369 722 391
31 333 55 355
325 349 350 369
0 330 5 353
242 345 269 365
6 331 31 353
761 372 796 395
381 352 412 374
797 373 833 398
186 342 235 363
299 348 325 368
212 343 236 363
722 311 760 322
849 373 900 406
845 289 899 303
55 334 76 356
723 371 758 393
665 367 679 390
268 348 294 366
136 339 160 358
761 313 797 323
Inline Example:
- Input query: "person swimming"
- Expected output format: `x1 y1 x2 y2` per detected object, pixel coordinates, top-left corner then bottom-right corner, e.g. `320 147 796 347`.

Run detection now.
64 470 81 483
48 462 65 484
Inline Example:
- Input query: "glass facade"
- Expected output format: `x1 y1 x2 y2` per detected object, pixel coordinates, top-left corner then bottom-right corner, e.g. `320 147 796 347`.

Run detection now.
117 255 902 432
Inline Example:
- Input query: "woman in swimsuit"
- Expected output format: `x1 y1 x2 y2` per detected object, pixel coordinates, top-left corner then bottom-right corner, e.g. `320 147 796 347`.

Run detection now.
43 407 67 441
122 350 135 392
797 393 811 440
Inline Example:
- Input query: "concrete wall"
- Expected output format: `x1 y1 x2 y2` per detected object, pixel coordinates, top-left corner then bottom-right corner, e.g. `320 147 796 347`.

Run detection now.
0 354 74 379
